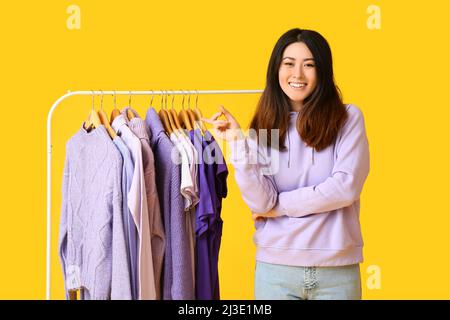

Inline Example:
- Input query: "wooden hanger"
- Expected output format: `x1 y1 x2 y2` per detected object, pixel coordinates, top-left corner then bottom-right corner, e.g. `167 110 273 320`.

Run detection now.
170 108 182 130
127 109 135 121
85 109 101 131
179 109 193 131
166 93 189 138
187 108 197 130
167 93 182 131
99 110 117 139
192 108 204 133
164 93 178 132
110 91 121 124
126 92 136 121
193 91 206 134
178 91 193 131
111 109 121 123
97 91 117 139
84 92 101 131
159 109 173 135
158 91 174 135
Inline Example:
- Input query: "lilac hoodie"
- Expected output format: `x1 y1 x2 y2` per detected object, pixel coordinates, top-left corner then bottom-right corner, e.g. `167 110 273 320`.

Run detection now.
229 104 370 267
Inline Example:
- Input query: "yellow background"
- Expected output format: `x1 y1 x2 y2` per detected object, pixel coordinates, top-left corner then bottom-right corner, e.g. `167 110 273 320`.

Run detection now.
0 0 449 299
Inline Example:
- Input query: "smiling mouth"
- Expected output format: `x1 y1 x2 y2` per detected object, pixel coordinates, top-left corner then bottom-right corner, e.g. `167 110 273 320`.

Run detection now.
289 82 307 89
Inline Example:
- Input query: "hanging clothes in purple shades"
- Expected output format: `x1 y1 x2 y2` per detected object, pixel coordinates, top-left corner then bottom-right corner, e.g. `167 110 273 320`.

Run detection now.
145 108 194 300
112 135 138 300
203 129 228 300
59 125 132 300
190 128 228 300
189 129 213 299
122 107 166 300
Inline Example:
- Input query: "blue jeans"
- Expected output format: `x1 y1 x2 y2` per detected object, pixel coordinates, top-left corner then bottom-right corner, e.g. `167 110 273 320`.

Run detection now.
254 261 362 300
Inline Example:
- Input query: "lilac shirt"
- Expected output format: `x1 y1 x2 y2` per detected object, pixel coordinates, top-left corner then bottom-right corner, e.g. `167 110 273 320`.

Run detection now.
145 108 194 300
113 136 138 299
112 114 155 299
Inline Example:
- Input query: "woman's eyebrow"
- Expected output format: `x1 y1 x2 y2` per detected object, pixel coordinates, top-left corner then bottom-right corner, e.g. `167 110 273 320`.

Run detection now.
282 57 315 62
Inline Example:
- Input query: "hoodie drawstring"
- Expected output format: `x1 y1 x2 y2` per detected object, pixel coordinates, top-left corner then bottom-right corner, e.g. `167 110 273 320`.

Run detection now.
287 118 315 168
287 129 291 168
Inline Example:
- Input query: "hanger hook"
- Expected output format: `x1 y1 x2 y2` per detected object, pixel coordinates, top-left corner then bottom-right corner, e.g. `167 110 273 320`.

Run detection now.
91 90 95 111
167 91 170 109
149 90 154 107
164 90 167 110
167 90 170 110
99 90 104 111
187 91 191 109
195 90 199 109
113 90 117 109
171 91 175 110
128 91 132 107
180 89 185 110
167 90 171 109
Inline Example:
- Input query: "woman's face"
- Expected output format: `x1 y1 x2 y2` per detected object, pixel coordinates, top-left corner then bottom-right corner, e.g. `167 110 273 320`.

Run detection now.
278 42 317 111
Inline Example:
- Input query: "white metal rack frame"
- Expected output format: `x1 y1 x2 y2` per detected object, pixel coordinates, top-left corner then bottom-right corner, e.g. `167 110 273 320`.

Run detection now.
46 89 263 300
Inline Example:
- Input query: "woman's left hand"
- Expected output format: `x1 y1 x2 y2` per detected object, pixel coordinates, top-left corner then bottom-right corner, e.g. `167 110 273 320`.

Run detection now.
252 210 278 221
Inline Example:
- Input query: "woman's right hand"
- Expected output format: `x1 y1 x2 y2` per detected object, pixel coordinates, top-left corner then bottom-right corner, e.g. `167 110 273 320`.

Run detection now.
201 105 245 142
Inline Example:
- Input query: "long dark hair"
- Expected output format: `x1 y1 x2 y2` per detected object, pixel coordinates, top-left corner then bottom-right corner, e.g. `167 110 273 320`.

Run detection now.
249 28 348 152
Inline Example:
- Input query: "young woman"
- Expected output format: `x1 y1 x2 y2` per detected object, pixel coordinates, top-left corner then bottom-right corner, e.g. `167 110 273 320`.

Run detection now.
203 28 370 300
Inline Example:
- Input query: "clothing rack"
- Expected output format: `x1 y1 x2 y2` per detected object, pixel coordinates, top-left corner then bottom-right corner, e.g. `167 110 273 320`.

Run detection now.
46 89 263 300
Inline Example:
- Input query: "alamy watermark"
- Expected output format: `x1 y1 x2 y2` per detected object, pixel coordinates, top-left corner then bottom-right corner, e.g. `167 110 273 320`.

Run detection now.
169 127 281 175
66 4 81 30
366 264 382 290
367 5 381 30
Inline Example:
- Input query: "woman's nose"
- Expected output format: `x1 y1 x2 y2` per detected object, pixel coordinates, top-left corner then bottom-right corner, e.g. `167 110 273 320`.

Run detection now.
293 65 304 78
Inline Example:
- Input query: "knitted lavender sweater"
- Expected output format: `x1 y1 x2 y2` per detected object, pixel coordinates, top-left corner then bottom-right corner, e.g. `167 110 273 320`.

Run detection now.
58 125 132 300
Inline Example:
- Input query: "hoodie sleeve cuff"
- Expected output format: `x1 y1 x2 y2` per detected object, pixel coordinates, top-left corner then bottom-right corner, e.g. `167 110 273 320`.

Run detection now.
273 196 288 217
